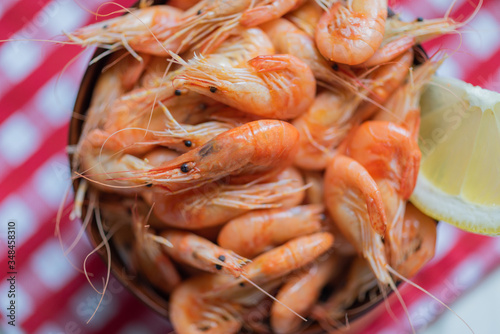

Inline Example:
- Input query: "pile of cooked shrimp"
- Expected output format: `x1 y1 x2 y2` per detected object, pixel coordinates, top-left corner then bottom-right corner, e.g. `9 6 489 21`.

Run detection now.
69 0 474 333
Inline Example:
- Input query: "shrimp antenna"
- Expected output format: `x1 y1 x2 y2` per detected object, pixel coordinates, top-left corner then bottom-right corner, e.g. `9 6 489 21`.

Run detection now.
85 200 112 324
387 266 474 333
54 182 87 275
239 274 307 322
386 275 416 334
150 234 174 248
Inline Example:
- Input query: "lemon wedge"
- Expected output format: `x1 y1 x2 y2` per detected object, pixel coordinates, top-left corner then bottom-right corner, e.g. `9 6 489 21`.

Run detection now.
410 76 500 235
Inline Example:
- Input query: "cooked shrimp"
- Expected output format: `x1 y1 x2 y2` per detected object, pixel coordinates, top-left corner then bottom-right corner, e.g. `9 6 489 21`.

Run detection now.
73 51 148 166
170 274 243 334
208 107 262 127
134 120 300 193
303 170 324 204
344 121 421 261
170 234 333 333
315 0 387 65
171 53 316 119
205 27 275 67
324 155 390 284
373 58 443 140
150 167 306 229
162 0 305 54
312 257 378 330
292 90 360 171
239 0 306 27
66 5 184 58
154 230 250 277
271 255 340 334
168 0 201 10
154 0 254 55
143 147 180 167
389 203 437 279
285 0 324 37
355 15 461 67
354 50 414 122
103 26 273 130
218 204 324 258
213 232 335 297
345 121 421 205
131 209 181 294
78 138 153 194
260 18 359 93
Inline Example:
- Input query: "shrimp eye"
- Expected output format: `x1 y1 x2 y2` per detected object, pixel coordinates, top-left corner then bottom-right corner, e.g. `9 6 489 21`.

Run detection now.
180 163 190 173
102 24 108 29
417 17 424 22
174 89 182 96
239 282 245 287
209 86 217 93
145 183 152 188
215 264 223 270
331 63 339 71
197 9 202 15
218 255 226 262
184 140 192 147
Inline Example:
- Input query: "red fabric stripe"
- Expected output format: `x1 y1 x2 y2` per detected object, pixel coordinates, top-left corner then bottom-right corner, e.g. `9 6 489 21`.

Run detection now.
464 47 500 86
363 233 499 332
0 206 74 274
0 44 86 125
0 0 137 126
0 125 68 203
0 0 52 37
21 259 106 333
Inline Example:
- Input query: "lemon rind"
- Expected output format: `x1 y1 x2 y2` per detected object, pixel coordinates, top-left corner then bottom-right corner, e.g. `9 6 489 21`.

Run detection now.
410 175 500 236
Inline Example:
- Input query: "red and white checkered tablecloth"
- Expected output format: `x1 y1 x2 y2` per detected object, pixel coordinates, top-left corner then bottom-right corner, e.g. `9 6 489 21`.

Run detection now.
0 0 499 333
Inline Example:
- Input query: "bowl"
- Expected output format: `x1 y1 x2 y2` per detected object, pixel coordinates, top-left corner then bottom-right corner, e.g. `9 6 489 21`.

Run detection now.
69 1 431 332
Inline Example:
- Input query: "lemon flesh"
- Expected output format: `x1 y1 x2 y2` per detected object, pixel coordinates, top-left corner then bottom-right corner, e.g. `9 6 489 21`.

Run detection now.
410 76 500 235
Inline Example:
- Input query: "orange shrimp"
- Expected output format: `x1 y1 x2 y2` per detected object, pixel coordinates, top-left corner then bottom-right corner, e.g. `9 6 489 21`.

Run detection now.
168 0 201 11
150 167 306 229
66 5 184 58
154 230 250 277
170 274 243 334
270 255 340 334
324 155 390 284
99 26 273 136
354 15 462 68
171 53 316 119
217 204 324 258
134 120 299 193
213 232 335 298
73 51 150 165
373 57 443 140
312 257 378 330
138 26 274 89
345 121 421 203
162 0 306 54
292 90 360 171
285 0 324 37
170 232 333 334
344 121 421 257
354 49 414 122
389 203 437 279
239 0 306 27
77 137 154 194
260 18 359 93
303 170 324 204
315 0 387 65
204 27 275 67
130 209 181 294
